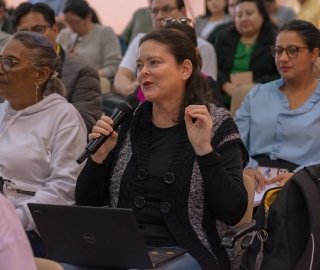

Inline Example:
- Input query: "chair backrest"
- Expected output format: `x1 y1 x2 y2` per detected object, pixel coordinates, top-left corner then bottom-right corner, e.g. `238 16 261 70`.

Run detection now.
34 257 63 270
222 174 255 270
229 85 253 118
100 77 112 94
239 174 255 225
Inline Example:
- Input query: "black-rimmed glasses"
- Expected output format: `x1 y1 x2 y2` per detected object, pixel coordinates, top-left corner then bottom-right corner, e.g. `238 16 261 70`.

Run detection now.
270 45 309 58
161 17 194 27
149 5 178 16
0 57 19 73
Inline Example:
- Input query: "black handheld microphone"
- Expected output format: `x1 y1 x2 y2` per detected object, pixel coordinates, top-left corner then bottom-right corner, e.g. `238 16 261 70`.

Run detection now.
76 94 140 164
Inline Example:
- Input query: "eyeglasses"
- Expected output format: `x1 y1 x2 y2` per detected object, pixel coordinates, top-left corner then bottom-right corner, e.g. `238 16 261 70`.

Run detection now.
64 18 83 26
270 45 309 58
161 17 194 26
16 24 51 34
149 5 178 16
0 57 19 73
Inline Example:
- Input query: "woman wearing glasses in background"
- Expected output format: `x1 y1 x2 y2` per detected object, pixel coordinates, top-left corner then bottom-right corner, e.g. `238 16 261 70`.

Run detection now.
234 20 320 191
57 0 122 79
0 32 87 256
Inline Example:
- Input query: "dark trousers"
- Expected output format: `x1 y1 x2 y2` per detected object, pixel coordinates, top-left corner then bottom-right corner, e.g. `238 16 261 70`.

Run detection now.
27 230 47 258
252 155 298 172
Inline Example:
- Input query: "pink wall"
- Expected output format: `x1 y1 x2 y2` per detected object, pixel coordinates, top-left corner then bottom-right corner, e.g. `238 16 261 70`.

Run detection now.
7 0 204 34
7 0 292 35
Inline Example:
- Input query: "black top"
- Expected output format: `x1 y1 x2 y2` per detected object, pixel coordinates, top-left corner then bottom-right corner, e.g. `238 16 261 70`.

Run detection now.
75 101 248 269
76 125 244 247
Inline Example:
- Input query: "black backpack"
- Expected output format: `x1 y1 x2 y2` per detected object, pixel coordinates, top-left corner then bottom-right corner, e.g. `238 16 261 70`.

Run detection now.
241 164 320 270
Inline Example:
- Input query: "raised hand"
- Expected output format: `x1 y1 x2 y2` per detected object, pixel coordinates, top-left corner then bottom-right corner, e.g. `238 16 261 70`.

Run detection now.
185 105 213 156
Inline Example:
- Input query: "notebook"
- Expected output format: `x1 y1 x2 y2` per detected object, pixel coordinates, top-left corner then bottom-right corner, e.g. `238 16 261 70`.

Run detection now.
254 166 289 206
27 203 187 269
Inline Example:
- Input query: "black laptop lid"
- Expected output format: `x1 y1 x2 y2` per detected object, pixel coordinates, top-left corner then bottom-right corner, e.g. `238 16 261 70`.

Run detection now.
28 204 154 269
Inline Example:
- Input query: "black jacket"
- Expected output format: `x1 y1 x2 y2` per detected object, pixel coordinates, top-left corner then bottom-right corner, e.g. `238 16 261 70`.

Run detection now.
214 26 280 90
57 46 102 136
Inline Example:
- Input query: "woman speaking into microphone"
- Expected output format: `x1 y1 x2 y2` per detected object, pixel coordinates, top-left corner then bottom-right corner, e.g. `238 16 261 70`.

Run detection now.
73 28 248 270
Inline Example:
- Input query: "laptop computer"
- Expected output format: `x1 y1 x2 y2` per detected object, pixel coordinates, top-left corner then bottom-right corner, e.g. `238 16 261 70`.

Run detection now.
27 203 187 269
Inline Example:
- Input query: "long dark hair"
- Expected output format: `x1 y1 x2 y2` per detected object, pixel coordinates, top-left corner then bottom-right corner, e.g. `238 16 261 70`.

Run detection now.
139 29 214 123
63 0 90 18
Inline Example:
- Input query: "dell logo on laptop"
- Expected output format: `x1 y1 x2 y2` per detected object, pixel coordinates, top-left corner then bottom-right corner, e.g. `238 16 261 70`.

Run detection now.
83 233 96 243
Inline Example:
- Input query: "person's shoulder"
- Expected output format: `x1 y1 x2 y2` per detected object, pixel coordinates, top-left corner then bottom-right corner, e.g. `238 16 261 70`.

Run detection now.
127 32 145 48
134 7 150 16
94 24 116 34
122 33 145 55
278 5 296 13
63 51 97 74
248 79 283 99
196 36 214 50
209 104 232 123
215 28 238 42
0 30 11 41
133 32 146 41
0 31 11 50
195 15 209 24
58 27 72 37
44 94 84 121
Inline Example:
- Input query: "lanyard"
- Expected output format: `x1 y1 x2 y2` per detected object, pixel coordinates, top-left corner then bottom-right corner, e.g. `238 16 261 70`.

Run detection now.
0 177 36 196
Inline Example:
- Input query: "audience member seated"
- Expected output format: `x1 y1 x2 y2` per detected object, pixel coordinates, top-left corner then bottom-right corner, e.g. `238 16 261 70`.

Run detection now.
0 30 11 51
61 29 248 270
12 2 102 135
136 19 224 107
28 0 66 24
0 193 37 270
0 31 87 257
0 1 13 34
288 0 320 28
113 0 218 97
195 0 231 40
57 0 122 80
215 0 279 108
207 0 237 46
120 0 154 46
262 0 296 27
234 20 320 192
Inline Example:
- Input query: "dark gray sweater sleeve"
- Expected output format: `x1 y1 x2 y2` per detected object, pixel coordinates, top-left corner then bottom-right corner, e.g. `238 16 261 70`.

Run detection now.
75 153 114 206
197 143 248 225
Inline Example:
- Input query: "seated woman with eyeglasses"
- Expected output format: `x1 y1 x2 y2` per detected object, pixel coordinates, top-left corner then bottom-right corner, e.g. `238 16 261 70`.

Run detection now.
0 32 87 256
61 28 248 270
234 20 320 192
